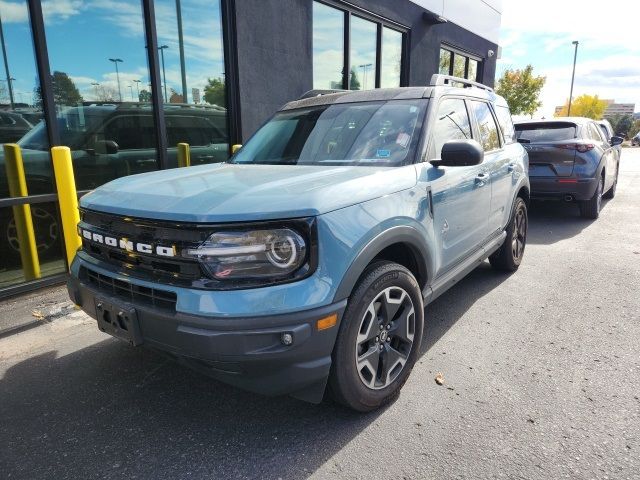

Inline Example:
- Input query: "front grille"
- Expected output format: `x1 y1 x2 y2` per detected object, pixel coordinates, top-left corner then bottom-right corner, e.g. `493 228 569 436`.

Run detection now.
82 266 177 312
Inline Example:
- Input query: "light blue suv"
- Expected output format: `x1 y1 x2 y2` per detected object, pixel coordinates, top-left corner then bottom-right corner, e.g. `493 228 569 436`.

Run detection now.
68 75 529 411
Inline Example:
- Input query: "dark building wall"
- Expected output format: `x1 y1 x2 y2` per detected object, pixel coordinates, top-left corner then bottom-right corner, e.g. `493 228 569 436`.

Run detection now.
234 0 498 140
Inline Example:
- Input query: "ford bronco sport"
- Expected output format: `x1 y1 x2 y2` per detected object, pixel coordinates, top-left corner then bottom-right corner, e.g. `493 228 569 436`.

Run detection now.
68 75 530 411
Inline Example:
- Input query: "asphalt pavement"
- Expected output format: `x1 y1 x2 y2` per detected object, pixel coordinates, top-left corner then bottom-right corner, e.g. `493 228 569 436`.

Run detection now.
1 149 639 480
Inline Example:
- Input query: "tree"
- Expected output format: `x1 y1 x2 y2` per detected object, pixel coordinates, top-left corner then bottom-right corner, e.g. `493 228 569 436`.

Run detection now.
138 89 152 103
349 68 361 90
628 119 640 139
495 65 545 117
606 114 634 137
204 77 225 107
95 85 118 102
51 71 83 106
556 94 607 120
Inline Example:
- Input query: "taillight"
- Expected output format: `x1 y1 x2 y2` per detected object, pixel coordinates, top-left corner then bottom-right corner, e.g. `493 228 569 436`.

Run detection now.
560 143 595 153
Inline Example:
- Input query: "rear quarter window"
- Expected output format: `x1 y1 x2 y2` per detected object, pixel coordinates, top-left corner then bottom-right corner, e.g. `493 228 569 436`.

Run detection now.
515 123 577 142
494 105 516 144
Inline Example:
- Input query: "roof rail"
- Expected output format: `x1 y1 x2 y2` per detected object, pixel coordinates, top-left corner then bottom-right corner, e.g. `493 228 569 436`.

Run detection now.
429 74 494 92
298 89 347 100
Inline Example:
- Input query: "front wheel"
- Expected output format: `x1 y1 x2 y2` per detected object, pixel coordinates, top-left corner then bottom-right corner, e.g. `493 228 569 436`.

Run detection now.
329 261 424 412
489 197 528 272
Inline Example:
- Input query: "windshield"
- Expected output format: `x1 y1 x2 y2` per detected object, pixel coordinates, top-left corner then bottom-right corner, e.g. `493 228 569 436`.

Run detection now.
18 108 106 150
232 100 427 166
515 122 577 143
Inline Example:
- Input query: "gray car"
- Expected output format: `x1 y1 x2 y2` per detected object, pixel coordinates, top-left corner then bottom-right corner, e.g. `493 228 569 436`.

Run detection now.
515 117 622 219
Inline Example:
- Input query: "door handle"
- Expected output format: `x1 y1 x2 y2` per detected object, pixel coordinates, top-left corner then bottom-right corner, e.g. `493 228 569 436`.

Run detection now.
475 173 488 186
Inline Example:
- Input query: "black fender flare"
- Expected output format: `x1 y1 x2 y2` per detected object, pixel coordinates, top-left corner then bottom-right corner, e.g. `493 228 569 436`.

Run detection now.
333 225 432 302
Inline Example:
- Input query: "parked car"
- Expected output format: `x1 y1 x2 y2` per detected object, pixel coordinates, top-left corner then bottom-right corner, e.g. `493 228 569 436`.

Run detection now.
68 75 530 411
514 117 621 219
0 103 229 265
0 110 34 144
632 133 640 147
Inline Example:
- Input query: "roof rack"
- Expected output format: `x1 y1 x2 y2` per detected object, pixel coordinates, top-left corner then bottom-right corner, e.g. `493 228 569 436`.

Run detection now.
429 74 494 92
298 89 347 100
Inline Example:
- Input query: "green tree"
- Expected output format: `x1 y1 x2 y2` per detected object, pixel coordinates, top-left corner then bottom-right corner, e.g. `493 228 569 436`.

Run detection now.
349 68 361 90
556 94 607 120
138 89 151 103
51 71 83 106
495 65 546 117
628 119 640 139
204 77 226 107
606 114 634 137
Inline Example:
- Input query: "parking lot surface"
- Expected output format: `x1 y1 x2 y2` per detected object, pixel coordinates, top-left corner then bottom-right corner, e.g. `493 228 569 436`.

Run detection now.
1 150 639 480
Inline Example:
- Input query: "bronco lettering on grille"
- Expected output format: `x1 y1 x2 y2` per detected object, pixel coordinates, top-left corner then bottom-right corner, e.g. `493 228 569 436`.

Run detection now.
78 226 177 258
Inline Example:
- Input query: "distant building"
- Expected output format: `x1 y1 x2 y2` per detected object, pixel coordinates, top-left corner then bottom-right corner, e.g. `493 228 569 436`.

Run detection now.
555 99 636 118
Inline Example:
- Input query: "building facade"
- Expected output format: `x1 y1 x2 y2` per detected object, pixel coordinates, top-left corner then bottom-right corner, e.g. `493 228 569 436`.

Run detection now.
0 0 501 297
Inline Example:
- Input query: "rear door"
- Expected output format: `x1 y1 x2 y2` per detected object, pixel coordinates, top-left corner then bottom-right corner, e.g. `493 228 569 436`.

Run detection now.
515 122 577 177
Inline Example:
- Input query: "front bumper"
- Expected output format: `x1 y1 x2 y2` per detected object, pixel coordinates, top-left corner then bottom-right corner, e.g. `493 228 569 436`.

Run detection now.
68 274 346 403
530 176 598 201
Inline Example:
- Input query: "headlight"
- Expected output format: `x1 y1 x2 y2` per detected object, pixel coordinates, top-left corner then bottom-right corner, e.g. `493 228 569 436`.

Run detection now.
182 228 307 281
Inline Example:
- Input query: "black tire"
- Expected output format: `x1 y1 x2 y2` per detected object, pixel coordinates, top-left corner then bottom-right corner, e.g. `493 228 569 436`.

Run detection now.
603 164 618 200
489 197 528 272
579 175 603 219
328 261 424 412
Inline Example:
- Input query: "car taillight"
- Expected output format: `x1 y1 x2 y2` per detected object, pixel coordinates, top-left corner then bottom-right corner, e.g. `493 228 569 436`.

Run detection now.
560 143 595 153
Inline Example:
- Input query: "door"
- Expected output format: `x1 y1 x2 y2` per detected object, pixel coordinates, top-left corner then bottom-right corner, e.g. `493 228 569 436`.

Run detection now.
469 100 511 234
418 97 491 278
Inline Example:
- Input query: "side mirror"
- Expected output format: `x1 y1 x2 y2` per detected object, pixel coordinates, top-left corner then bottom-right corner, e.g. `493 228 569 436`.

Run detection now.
610 136 624 146
94 140 119 155
432 140 484 167
231 144 243 154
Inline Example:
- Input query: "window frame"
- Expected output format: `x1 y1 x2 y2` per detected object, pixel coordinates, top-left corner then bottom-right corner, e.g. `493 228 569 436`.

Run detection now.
313 0 409 90
439 44 483 82
468 99 503 154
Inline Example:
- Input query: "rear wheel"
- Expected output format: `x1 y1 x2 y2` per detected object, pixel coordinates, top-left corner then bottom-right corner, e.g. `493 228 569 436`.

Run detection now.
603 164 618 199
489 197 527 272
329 261 424 412
579 175 603 219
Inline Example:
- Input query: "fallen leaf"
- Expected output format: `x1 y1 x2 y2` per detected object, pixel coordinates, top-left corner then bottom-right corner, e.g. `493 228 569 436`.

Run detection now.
31 310 46 320
435 372 444 385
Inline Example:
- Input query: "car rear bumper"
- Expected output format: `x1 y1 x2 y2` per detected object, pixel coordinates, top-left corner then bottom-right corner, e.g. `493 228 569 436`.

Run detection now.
67 275 346 403
529 176 598 201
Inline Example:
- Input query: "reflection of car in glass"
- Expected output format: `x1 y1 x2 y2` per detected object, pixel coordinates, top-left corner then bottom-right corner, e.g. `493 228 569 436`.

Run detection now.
68 76 530 411
633 133 640 147
0 103 228 263
515 118 622 219
597 119 622 162
0 111 34 144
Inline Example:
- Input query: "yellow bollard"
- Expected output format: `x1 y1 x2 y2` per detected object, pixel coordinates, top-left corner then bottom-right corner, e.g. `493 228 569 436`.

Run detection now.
177 142 190 167
51 146 82 268
3 144 41 280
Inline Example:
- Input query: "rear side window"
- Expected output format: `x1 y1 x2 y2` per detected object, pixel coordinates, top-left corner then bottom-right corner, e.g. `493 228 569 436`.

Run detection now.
429 98 472 160
470 101 501 151
598 124 610 141
588 123 606 142
515 123 576 142
494 105 516 144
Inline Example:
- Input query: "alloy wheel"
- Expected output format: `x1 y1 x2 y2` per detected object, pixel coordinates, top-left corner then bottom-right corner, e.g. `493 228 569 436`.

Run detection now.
355 286 415 390
511 205 527 261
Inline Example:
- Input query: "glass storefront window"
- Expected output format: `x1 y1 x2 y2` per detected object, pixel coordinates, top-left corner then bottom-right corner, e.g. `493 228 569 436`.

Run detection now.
349 16 377 91
42 0 158 190
313 2 344 90
154 0 229 167
380 27 402 88
453 53 466 79
468 59 478 81
439 48 451 75
440 47 481 82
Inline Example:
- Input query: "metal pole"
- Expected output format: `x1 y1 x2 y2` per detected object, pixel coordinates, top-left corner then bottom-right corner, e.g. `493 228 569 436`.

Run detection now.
159 46 168 102
115 61 122 102
133 79 140 99
568 41 579 117
0 12 15 110
176 0 188 102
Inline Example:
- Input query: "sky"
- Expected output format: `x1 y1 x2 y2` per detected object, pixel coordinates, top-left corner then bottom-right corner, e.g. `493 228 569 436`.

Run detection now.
497 0 640 118
0 0 225 106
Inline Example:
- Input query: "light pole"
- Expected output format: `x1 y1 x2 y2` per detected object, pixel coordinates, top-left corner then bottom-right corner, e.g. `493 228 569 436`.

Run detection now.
567 41 579 117
109 58 123 102
158 45 169 102
91 82 100 99
176 0 188 102
128 85 134 101
133 79 141 100
0 12 15 110
359 63 372 89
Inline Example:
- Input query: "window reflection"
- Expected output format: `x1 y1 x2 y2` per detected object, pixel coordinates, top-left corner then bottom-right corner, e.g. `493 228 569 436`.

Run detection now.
313 2 344 89
380 27 402 88
440 47 481 82
439 49 451 75
155 0 229 167
431 98 472 159
350 16 377 90
468 59 478 81
453 54 466 79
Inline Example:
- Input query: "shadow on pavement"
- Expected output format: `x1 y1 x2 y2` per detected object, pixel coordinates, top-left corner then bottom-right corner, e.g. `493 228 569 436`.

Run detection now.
526 199 610 245
0 264 512 480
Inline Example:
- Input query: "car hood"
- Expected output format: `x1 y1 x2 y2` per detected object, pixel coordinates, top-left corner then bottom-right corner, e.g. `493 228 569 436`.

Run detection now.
80 163 417 222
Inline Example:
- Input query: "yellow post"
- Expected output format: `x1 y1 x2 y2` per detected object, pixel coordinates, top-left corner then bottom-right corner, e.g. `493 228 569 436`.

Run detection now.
3 144 41 280
177 142 190 167
51 146 82 267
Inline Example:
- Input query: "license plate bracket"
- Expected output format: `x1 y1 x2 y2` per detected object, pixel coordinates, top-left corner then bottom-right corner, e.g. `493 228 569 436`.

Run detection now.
94 297 143 346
